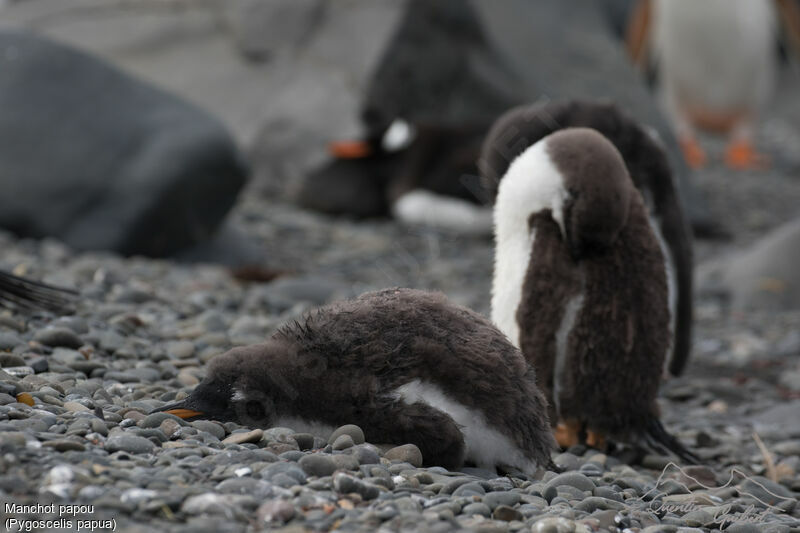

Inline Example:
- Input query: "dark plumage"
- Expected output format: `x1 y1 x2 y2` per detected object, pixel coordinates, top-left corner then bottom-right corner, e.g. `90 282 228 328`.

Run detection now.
480 99 693 376
0 270 76 312
491 127 698 463
157 288 555 472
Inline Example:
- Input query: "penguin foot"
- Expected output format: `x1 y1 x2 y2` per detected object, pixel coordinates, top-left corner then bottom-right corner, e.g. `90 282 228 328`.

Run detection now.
554 419 581 448
724 140 769 170
328 139 372 159
679 137 707 169
585 430 608 452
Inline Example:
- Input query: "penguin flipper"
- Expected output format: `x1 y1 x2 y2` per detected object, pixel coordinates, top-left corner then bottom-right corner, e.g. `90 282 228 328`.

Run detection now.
643 417 701 465
0 270 77 313
776 0 800 61
625 0 653 68
364 398 466 471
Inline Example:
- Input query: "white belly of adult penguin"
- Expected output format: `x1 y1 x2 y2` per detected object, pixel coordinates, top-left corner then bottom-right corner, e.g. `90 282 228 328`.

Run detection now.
491 127 698 462
633 0 783 169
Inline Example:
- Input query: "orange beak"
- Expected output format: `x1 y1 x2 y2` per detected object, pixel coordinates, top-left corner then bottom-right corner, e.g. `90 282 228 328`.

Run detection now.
164 408 204 419
328 140 372 159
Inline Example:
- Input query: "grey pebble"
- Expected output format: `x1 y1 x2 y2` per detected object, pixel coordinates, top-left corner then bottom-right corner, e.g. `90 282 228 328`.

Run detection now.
333 472 380 500
299 454 337 477
384 443 423 467
492 504 523 522
546 472 595 492
105 434 156 454
462 502 491 517
483 491 521 509
33 327 83 349
327 424 365 445
332 433 355 450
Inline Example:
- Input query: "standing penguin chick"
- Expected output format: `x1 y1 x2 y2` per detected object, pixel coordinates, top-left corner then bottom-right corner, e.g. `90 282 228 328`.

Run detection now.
156 288 555 473
480 100 693 377
491 127 697 463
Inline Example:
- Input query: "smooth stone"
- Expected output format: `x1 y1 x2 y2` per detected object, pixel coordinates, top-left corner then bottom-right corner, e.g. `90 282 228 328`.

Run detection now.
740 475 796 505
452 482 486 497
0 332 24 351
483 491 522 509
725 526 761 533
327 424 365 445
191 420 226 440
42 439 87 452
574 496 625 512
63 401 90 412
0 354 25 368
332 434 355 450
139 412 188 429
331 454 360 471
33 328 83 349
257 499 295 524
333 472 379 500
105 434 156 454
299 454 337 477
532 516 578 532
279 450 305 462
384 444 423 467
492 504 523 522
553 452 581 471
462 502 492 517
545 472 595 492
222 429 263 445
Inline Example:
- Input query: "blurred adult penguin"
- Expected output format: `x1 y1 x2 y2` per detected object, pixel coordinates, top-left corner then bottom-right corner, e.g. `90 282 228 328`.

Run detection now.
627 0 800 169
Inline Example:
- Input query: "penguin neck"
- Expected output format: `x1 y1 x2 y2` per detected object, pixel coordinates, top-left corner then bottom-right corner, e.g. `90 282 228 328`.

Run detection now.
491 141 568 347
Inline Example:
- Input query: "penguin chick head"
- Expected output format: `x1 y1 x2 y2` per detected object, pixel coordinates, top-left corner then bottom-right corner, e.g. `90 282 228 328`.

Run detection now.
545 128 633 259
155 342 288 427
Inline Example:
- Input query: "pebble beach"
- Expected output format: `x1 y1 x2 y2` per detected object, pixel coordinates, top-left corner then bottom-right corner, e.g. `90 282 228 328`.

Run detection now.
1 168 800 533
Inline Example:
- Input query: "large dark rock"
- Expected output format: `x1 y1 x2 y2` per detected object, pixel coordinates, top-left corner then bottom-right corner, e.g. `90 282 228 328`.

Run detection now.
698 217 800 312
0 29 247 257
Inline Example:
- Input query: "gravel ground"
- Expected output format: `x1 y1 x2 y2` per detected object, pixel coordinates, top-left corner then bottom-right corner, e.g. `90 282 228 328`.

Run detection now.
1 83 799 533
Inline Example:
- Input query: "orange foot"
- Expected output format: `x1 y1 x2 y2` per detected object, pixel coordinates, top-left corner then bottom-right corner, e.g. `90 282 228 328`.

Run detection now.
554 419 581 448
585 430 607 452
725 140 770 170
679 137 707 169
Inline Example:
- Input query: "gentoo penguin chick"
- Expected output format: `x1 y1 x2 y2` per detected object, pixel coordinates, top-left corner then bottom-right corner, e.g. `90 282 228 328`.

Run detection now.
480 100 693 377
0 270 77 312
627 0 800 169
491 127 698 463
157 288 555 472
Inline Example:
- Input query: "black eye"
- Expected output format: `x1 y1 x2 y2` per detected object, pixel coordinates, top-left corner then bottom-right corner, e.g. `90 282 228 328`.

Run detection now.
245 400 265 420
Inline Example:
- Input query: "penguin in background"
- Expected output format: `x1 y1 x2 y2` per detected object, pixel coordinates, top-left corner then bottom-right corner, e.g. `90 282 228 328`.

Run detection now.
157 288 555 473
488 126 698 462
480 99 693 377
626 0 800 169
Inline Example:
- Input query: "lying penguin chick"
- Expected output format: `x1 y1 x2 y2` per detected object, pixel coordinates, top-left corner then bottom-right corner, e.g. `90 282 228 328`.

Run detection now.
156 288 555 473
491 127 699 463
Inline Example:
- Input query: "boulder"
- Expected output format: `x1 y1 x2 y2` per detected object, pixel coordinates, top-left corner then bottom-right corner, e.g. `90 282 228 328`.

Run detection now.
698 217 800 311
0 29 247 257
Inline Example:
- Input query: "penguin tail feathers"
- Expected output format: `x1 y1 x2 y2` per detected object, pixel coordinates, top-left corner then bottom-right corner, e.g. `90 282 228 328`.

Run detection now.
643 417 701 465
0 270 78 313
